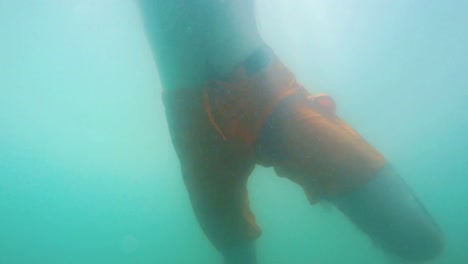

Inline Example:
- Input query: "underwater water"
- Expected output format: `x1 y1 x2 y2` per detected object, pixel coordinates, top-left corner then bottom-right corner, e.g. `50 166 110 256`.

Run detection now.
0 0 467 263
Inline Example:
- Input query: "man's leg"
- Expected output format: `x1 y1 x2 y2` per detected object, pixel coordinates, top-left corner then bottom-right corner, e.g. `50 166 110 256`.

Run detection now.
163 89 261 263
222 241 257 264
332 165 444 261
256 70 444 261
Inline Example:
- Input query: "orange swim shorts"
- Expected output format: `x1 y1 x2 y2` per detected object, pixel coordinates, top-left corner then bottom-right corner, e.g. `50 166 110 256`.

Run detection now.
162 46 386 251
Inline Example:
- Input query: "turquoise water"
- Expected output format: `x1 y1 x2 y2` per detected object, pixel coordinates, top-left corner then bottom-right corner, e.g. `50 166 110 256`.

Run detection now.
0 1 466 263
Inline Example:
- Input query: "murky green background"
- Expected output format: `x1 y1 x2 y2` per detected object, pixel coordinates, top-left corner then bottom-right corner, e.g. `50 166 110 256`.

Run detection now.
1 1 466 263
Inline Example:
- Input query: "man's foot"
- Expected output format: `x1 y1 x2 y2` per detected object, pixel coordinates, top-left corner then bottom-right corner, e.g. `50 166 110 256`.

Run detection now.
222 241 257 264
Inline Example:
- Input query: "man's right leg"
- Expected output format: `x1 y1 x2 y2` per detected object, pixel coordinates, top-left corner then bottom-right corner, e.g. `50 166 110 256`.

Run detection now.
221 241 257 264
163 89 261 264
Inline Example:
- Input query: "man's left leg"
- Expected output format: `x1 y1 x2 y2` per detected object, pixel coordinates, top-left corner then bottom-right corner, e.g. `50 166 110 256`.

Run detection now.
332 165 444 261
254 53 444 260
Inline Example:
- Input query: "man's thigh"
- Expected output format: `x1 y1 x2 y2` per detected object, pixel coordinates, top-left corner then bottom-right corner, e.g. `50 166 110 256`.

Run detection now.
163 89 262 252
258 92 386 201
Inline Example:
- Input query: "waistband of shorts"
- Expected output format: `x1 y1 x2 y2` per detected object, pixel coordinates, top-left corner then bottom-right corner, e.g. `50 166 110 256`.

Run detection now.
162 45 278 110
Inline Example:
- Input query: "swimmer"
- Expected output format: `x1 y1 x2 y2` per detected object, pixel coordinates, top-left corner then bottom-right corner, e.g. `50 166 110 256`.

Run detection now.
136 1 444 263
